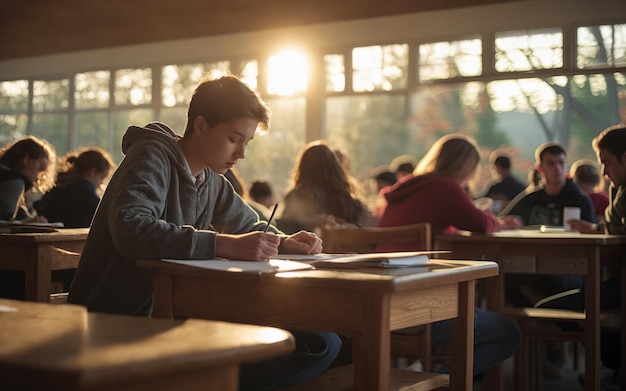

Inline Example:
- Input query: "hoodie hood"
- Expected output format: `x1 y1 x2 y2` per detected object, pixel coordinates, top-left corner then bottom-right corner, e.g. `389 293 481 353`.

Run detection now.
121 122 194 182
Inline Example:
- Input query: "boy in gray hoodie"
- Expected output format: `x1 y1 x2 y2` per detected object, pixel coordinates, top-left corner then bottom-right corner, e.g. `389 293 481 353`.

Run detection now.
68 75 340 390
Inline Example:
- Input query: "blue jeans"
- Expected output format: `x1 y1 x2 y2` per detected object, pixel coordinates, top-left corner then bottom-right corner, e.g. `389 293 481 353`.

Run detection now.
239 330 342 391
431 308 521 375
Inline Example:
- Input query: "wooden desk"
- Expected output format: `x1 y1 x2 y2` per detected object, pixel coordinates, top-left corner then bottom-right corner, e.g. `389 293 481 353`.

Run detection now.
138 258 499 391
0 298 294 391
0 228 88 302
435 230 626 391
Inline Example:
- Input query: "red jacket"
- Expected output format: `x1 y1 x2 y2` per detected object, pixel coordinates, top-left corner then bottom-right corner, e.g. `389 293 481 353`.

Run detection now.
378 174 498 251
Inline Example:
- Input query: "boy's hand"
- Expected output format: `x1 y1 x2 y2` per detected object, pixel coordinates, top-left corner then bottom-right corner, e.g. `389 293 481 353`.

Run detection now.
283 231 323 254
567 219 599 234
215 231 281 261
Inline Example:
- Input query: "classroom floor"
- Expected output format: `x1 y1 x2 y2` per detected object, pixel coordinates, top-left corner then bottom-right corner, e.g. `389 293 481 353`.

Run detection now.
497 341 623 391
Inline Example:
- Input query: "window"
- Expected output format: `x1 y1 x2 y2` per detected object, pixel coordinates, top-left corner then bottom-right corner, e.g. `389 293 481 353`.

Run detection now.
577 24 626 68
0 80 29 144
115 68 152 106
325 54 345 92
32 79 70 153
419 37 482 81
352 44 408 92
75 71 110 109
495 28 563 72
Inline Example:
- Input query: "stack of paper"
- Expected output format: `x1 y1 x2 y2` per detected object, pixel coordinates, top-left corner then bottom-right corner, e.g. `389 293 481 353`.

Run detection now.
310 251 433 268
0 221 64 233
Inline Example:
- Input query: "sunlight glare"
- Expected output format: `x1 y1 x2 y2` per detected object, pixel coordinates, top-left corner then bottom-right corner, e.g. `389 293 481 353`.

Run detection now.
267 49 308 96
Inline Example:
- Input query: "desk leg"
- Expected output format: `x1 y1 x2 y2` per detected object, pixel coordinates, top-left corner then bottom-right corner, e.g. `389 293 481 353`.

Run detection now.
151 271 174 319
585 255 601 391
353 293 390 391
24 245 51 302
450 280 474 390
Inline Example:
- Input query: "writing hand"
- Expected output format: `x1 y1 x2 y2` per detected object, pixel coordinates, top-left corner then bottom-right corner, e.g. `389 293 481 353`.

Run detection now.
283 231 323 254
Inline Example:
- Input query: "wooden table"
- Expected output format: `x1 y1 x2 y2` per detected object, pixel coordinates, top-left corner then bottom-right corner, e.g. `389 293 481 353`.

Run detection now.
435 230 626 391
0 298 294 391
138 258 499 391
0 228 88 302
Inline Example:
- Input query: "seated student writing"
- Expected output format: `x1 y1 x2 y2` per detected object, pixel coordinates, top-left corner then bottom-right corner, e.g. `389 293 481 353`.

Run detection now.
67 75 340 391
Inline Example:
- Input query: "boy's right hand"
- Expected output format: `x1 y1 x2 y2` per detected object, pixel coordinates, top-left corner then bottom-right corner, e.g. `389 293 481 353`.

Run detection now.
215 231 281 261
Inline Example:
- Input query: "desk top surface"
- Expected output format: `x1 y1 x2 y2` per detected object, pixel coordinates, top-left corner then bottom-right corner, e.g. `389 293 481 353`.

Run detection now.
436 230 626 244
0 299 293 387
138 258 498 292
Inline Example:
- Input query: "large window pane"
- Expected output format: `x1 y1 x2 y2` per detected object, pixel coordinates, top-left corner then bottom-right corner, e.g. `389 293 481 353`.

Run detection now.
325 54 345 92
75 71 110 109
33 79 69 111
239 60 259 91
112 108 154 163
76 112 109 149
32 113 70 155
495 28 563 72
115 68 152 106
162 63 208 107
160 107 188 135
577 24 626 69
236 97 306 196
0 80 29 111
325 94 407 180
0 114 28 145
352 44 408 92
419 37 482 81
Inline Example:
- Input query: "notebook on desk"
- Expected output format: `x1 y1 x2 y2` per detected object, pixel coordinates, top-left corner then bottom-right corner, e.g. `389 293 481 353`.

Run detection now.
276 251 450 269
0 221 64 233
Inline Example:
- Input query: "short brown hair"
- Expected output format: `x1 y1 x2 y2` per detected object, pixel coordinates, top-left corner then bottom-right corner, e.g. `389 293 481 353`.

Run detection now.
185 75 270 136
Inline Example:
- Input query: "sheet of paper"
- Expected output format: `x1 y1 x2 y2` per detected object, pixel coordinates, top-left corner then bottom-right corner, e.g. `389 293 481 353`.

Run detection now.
161 258 314 273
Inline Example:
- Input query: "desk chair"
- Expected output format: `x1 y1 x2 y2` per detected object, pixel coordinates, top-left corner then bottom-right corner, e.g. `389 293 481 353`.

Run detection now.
320 223 433 372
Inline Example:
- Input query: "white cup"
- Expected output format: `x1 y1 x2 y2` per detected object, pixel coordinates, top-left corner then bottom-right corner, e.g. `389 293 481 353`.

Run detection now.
563 206 581 230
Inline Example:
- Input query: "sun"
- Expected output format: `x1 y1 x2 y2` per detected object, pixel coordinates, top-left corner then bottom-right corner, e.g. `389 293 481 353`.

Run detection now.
267 49 308 96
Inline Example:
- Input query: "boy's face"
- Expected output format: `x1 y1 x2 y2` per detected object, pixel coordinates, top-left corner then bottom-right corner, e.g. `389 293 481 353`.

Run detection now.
196 117 258 174
598 148 626 188
539 152 566 186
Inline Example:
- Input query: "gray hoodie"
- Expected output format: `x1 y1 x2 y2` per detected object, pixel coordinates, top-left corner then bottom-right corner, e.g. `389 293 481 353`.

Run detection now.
68 122 278 315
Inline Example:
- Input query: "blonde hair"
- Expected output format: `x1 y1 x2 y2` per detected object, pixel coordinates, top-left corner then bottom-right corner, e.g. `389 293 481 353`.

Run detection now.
416 134 481 181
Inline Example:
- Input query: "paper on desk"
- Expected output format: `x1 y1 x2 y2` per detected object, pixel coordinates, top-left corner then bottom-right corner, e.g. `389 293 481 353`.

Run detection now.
275 251 450 268
161 258 315 273
0 220 64 233
0 305 18 312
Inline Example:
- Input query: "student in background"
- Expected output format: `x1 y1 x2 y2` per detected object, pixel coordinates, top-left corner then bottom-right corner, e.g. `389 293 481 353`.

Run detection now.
501 142 595 228
0 135 56 222
67 75 340 391
378 134 521 376
224 168 271 220
278 140 375 233
35 147 115 228
389 154 417 181
249 180 276 209
0 135 56 299
483 152 526 213
570 159 609 223
539 125 626 389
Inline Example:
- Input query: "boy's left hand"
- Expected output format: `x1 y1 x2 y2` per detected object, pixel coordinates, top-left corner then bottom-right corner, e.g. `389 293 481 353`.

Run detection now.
283 231 322 254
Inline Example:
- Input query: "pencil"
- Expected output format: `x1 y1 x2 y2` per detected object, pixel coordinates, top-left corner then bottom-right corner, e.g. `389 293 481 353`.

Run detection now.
264 202 279 233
